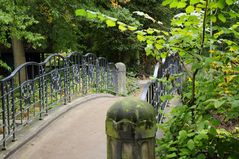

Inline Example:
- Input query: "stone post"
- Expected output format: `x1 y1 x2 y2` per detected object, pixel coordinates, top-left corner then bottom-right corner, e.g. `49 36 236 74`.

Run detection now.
106 97 156 159
115 62 127 95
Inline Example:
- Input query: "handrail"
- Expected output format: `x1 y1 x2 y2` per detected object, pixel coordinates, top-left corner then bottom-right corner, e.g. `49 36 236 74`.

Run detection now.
0 52 118 150
140 62 160 101
0 62 40 82
140 54 182 122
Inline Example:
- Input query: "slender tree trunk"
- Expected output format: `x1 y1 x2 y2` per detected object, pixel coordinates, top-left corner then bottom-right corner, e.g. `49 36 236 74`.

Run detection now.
12 38 26 82
12 38 26 68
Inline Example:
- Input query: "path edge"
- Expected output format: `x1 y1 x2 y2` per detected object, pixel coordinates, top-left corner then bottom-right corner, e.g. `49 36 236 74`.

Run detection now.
1 94 117 159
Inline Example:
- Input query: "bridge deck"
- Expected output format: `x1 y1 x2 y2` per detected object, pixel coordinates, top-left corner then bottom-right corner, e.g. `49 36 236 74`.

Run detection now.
7 96 123 159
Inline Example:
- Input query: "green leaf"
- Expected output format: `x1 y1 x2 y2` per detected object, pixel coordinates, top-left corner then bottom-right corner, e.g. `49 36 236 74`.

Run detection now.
161 52 167 58
75 9 86 16
170 1 178 8
146 28 154 34
190 0 198 5
118 25 127 31
228 10 238 18
145 47 152 55
146 39 154 45
118 23 127 32
226 0 234 5
162 0 173 6
137 34 145 42
155 43 163 50
214 100 225 108
210 15 217 23
98 14 105 21
197 154 206 159
177 2 187 8
187 139 195 150
86 11 97 19
128 26 137 31
209 127 217 135
160 94 173 102
217 0 225 9
179 148 190 156
106 19 116 27
178 130 187 140
218 14 226 23
231 100 239 108
166 153 177 158
186 6 195 14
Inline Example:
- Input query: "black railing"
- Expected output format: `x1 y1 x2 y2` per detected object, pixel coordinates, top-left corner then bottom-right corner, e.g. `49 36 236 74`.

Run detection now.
141 54 182 123
0 52 118 150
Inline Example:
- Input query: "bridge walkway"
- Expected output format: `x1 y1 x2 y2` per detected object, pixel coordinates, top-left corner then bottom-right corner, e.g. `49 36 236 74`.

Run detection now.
6 95 123 159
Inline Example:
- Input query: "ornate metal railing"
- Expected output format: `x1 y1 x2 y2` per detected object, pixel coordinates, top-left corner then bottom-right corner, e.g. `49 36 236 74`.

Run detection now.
141 54 182 123
0 52 118 150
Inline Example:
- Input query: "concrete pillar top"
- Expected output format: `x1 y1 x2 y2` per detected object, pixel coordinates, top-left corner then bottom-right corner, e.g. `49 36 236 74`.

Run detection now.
115 62 126 72
106 97 156 140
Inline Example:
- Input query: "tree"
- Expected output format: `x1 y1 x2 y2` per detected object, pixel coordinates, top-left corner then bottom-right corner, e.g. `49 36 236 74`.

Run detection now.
0 0 43 70
76 0 239 157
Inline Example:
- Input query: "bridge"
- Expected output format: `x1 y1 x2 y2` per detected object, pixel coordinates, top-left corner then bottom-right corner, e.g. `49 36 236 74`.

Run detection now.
0 52 181 159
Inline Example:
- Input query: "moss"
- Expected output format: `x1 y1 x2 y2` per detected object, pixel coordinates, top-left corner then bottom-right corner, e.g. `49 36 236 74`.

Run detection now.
107 97 155 123
106 97 156 139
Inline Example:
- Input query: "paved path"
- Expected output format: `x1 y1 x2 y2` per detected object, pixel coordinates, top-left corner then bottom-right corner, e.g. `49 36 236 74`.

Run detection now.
7 96 123 159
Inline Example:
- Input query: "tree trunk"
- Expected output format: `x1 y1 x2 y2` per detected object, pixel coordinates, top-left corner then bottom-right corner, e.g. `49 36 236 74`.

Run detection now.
12 38 26 82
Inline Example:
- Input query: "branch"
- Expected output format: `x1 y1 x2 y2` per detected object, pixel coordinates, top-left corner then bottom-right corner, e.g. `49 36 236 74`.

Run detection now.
199 0 209 55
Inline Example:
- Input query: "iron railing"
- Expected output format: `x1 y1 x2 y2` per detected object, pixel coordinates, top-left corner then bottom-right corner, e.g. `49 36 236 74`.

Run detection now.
141 54 182 123
0 52 118 150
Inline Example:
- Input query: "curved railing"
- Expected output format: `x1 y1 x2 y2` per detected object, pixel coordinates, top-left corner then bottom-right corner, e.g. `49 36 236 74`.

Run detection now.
0 52 118 149
141 54 182 123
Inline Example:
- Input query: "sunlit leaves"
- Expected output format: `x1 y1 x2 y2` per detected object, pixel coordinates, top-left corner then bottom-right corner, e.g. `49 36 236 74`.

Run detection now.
128 26 137 31
76 9 139 30
162 0 174 6
133 11 163 25
75 9 86 16
117 22 127 31
136 34 144 41
170 1 179 8
0 0 44 48
209 15 217 23
217 0 225 9
106 19 116 27
186 6 195 13
75 8 169 59
178 2 187 8
218 13 226 23
156 0 239 158
225 0 234 5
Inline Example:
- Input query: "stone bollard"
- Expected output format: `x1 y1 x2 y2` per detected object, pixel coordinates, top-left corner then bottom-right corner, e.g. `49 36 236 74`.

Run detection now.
106 97 156 159
115 62 127 95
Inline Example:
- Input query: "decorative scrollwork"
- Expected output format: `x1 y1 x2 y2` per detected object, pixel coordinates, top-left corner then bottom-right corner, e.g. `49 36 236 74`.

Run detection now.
72 65 80 84
88 64 94 80
21 81 33 100
51 69 61 91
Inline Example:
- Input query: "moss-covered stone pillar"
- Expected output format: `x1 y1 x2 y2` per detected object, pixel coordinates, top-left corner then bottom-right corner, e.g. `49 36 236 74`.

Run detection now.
106 97 156 159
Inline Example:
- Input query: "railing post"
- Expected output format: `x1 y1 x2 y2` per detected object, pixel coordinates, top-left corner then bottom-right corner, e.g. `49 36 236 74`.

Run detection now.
106 97 156 159
115 62 127 95
1 82 6 150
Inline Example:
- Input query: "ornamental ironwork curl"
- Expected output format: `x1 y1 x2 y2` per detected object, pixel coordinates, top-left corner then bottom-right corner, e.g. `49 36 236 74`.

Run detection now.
51 69 61 91
88 64 94 80
0 52 118 149
72 65 80 84
21 81 34 100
